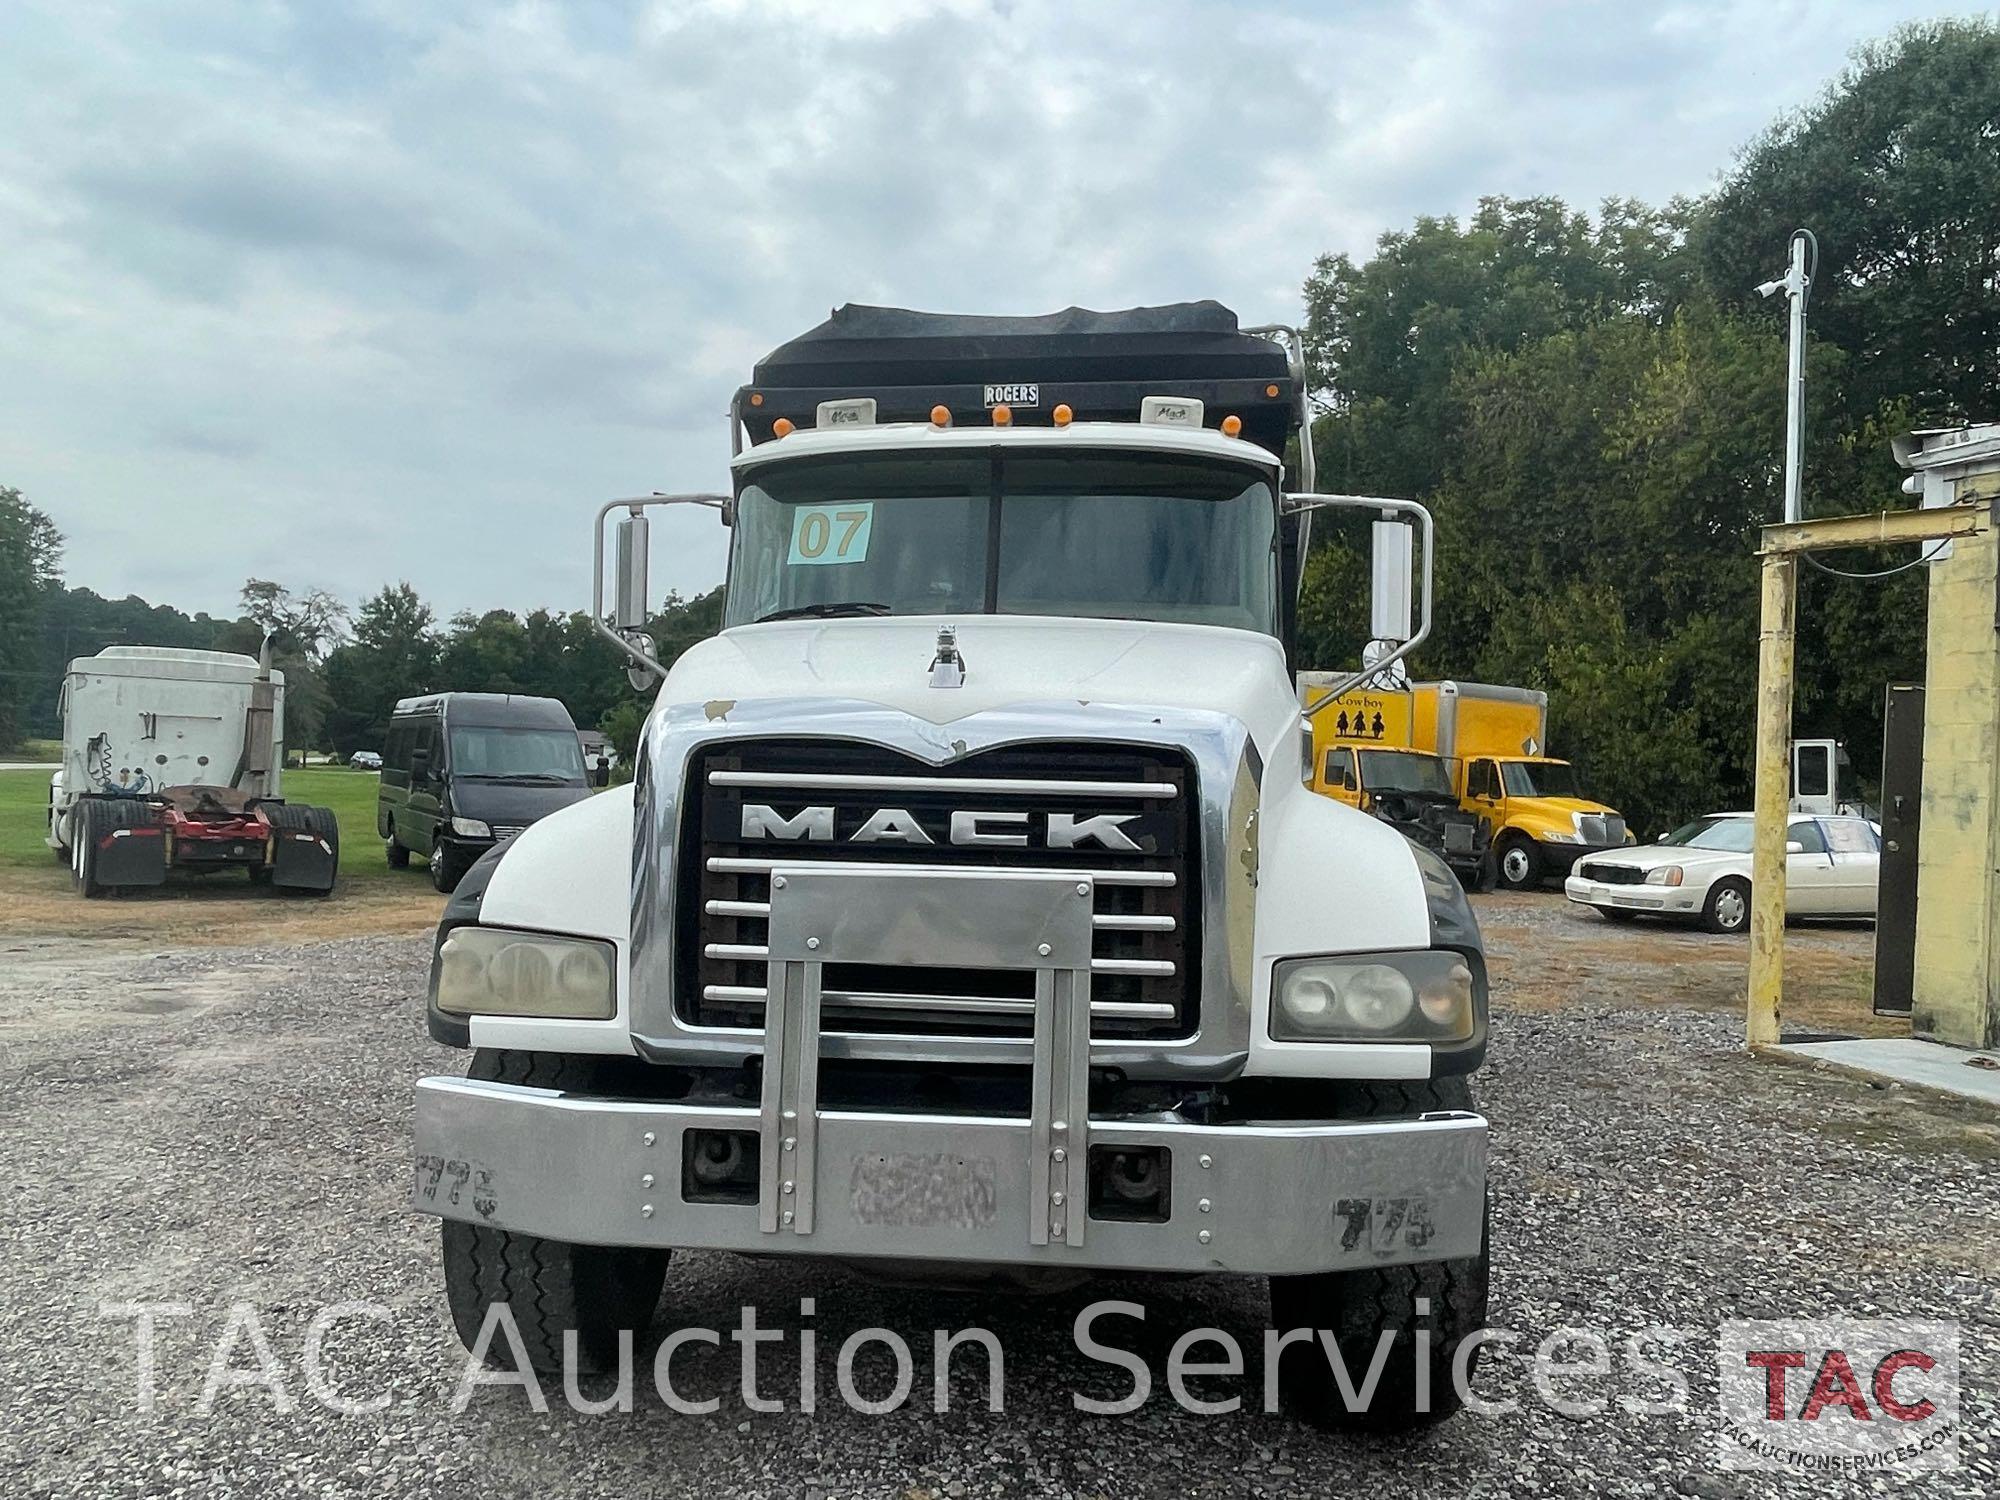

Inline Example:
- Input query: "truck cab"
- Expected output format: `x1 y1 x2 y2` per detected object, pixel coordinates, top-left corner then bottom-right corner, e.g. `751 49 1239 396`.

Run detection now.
1410 680 1630 891
410 304 1491 1431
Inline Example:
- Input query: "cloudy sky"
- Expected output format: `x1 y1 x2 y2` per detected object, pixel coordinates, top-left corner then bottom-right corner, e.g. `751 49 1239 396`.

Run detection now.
0 0 1960 622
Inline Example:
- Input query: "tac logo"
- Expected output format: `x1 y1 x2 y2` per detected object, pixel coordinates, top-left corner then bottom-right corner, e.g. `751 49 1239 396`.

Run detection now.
1717 1319 1959 1474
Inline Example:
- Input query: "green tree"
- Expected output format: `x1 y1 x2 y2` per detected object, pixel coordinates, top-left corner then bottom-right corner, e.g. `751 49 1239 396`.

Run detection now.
1697 19 2000 426
0 487 63 748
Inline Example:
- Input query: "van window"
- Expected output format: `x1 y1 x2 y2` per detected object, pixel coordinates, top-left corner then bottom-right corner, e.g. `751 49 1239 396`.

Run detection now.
446 726 587 782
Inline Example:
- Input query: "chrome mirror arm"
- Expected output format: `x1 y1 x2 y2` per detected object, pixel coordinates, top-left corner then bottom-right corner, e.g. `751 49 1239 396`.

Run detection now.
590 493 731 684
1283 493 1434 714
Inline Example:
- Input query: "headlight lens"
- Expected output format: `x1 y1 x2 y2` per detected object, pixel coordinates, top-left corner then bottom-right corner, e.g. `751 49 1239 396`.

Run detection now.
1272 950 1480 1044
1542 829 1583 844
435 926 616 1019
450 816 492 838
1645 864 1684 887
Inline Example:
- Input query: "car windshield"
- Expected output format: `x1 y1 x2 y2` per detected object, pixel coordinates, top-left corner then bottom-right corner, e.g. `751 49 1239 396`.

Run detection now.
1360 749 1454 796
1500 760 1580 798
1662 817 1756 853
725 449 1279 633
448 727 586 781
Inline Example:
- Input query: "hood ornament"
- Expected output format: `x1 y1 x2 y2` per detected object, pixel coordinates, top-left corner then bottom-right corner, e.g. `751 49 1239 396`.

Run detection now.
928 624 966 689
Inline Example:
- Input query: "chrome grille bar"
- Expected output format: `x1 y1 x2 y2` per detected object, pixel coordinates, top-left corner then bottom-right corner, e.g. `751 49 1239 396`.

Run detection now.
702 983 1176 1021
705 940 1173 978
706 855 1175 888
708 770 1176 799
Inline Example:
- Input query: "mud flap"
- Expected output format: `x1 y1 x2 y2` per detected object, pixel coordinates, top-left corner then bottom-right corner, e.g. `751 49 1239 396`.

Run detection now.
94 826 168 887
270 828 337 890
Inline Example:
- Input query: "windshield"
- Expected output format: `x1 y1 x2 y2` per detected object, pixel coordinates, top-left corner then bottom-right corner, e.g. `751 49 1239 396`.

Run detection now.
725 450 1278 633
1661 817 1755 852
1500 760 1580 798
448 726 586 782
1360 749 1454 796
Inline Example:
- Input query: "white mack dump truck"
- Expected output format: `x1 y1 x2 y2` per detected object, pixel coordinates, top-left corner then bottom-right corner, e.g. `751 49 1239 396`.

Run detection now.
412 304 1491 1429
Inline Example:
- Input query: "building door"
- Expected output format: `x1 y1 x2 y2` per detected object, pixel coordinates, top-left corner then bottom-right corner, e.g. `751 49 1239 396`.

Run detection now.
1872 684 1925 1017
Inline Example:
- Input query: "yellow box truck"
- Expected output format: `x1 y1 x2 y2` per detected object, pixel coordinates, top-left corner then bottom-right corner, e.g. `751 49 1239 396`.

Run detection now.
1409 681 1630 890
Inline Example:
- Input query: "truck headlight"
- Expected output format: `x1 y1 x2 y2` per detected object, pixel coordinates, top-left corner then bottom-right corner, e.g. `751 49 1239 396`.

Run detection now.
1542 829 1584 845
450 816 492 838
435 926 615 1019
1272 950 1479 1043
1644 864 1683 887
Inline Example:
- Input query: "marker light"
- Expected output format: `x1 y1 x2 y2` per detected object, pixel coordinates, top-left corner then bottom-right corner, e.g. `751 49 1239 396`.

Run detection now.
772 417 795 438
1221 414 1243 438
1265 384 1280 398
930 405 951 428
1052 404 1074 427
991 403 1013 427
749 392 763 406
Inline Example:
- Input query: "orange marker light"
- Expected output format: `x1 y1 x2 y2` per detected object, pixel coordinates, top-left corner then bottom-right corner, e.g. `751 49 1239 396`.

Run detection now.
930 405 951 427
750 392 764 407
772 417 795 437
1221 414 1243 438
1052 403 1073 427
1264 384 1280 399
991 403 1012 427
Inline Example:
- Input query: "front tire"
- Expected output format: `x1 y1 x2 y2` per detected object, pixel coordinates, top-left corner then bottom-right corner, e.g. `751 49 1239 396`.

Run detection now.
441 1051 670 1374
1495 834 1539 891
1270 1078 1491 1432
430 841 468 893
1703 877 1751 935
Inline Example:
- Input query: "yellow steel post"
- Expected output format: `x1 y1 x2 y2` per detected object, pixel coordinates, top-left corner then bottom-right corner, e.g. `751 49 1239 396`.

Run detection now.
1747 551 1797 1047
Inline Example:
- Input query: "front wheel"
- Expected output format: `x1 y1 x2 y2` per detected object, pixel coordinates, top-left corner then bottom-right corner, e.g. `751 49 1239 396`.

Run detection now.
442 1050 671 1373
1495 834 1540 891
430 842 468 893
1703 877 1751 935
1271 1193 1491 1432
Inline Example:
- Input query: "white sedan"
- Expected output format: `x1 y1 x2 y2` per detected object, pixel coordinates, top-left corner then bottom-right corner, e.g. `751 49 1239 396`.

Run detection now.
1564 812 1880 934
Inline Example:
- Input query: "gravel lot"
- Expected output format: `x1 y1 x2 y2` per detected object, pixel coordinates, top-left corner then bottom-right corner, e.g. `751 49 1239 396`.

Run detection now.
1 899 1995 1498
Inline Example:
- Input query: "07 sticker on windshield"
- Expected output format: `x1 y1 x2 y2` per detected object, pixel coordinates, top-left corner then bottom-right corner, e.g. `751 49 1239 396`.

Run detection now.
788 503 874 565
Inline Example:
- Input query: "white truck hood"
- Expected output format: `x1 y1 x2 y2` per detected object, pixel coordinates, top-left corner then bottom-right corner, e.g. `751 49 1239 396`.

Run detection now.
656 615 1305 755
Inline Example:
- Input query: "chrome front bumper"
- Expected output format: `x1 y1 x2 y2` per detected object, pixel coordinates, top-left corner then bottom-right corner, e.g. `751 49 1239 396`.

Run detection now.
411 1078 1487 1276
415 861 1485 1275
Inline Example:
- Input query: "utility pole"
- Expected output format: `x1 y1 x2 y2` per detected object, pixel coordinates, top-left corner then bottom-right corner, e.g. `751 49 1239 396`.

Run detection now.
1746 229 1814 1045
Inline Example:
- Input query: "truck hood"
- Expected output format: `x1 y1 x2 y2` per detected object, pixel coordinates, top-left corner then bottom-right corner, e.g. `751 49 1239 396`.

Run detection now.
658 615 1303 754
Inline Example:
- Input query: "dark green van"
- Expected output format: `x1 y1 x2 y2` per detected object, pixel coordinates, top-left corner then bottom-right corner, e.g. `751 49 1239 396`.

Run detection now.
378 693 591 891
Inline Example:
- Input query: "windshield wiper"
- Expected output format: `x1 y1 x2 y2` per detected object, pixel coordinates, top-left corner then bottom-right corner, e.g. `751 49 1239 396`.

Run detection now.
755 601 892 623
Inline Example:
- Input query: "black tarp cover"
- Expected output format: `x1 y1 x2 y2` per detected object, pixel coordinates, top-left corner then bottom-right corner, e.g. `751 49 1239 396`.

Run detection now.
738 302 1298 454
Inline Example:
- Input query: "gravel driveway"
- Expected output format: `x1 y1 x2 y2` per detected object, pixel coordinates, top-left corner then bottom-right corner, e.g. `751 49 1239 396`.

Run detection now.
0 901 1994 1498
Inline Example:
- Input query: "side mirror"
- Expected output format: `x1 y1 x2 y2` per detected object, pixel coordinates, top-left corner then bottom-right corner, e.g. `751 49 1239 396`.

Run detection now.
1785 839 1804 854
613 510 651 630
1656 833 1670 844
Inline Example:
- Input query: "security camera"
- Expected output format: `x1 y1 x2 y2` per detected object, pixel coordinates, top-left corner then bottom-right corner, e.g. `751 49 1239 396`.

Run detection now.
1755 279 1785 299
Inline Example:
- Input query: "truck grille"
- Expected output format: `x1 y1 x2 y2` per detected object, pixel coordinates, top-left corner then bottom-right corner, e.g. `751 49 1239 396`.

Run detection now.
1576 814 1627 846
677 739 1198 1041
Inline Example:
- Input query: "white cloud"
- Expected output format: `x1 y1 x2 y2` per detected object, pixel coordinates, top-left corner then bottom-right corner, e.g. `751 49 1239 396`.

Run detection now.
0 0 1949 618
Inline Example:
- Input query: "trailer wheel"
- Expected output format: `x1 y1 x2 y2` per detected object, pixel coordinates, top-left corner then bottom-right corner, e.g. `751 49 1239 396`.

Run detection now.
1495 834 1540 891
441 1050 670 1374
264 803 341 896
1270 1077 1490 1433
